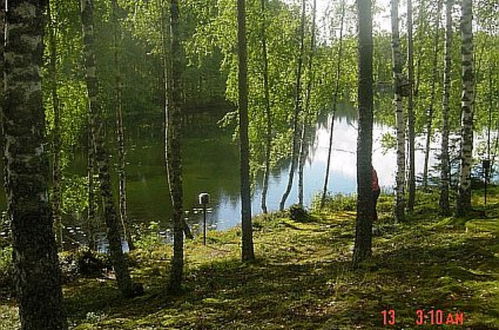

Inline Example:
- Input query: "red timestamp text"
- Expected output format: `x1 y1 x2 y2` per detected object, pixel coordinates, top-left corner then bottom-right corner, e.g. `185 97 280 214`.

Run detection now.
381 309 465 326
416 309 464 325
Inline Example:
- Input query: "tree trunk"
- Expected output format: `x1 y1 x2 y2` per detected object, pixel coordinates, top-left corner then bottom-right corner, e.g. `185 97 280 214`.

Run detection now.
158 0 193 242
111 0 134 251
2 1 67 328
279 0 306 211
391 0 406 222
80 0 139 297
321 0 345 209
439 0 453 215
413 0 428 131
456 0 474 216
47 0 64 249
237 0 255 262
260 0 272 214
422 0 442 189
298 0 317 207
87 128 97 250
166 0 185 292
406 0 416 212
352 0 374 267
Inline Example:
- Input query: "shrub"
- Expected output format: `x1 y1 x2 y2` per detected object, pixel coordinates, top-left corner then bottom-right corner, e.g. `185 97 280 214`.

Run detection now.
289 204 312 222
312 193 357 212
0 246 13 293
134 221 164 251
59 248 111 283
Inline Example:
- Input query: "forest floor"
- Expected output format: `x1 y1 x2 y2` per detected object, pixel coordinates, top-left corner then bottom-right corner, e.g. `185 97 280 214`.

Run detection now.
1 188 499 329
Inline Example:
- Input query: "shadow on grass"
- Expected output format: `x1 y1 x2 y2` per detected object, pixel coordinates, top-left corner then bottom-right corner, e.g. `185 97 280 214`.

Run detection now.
64 213 498 329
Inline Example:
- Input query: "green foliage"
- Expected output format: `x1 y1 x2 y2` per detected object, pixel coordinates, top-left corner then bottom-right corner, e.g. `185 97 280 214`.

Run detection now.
0 246 13 291
312 193 357 212
380 132 397 154
2 188 498 329
134 221 164 251
61 175 89 217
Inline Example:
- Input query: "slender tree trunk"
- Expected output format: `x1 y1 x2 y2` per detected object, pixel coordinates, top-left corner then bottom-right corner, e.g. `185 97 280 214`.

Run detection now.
391 0 406 222
260 0 272 214
80 0 139 297
237 0 255 262
352 0 374 267
87 129 97 250
2 1 67 328
487 65 492 160
279 0 306 211
321 0 345 209
166 0 185 292
422 0 442 189
298 0 317 207
111 0 134 251
413 0 428 124
157 1 193 242
456 0 474 216
48 0 63 248
406 0 416 212
439 0 453 215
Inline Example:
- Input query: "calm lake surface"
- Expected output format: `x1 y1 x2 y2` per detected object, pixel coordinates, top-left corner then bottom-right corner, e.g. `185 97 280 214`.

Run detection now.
0 106 497 248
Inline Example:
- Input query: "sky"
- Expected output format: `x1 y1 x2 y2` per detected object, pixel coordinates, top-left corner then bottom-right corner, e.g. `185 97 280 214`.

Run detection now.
287 0 401 35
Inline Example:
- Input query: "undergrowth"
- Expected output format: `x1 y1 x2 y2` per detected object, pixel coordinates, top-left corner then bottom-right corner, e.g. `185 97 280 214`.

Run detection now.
0 188 498 329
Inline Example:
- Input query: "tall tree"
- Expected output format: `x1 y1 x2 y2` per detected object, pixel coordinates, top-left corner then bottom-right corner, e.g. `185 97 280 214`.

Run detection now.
111 0 134 251
47 0 64 249
2 0 67 328
391 0 406 222
298 0 317 207
456 0 475 216
422 0 442 189
260 0 272 214
279 0 306 211
439 0 453 215
352 0 374 266
87 126 97 250
321 0 346 209
406 0 416 212
80 0 140 297
237 0 255 261
166 0 185 292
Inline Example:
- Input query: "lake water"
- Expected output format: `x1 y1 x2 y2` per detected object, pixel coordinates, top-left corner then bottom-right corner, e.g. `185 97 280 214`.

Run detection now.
0 106 497 248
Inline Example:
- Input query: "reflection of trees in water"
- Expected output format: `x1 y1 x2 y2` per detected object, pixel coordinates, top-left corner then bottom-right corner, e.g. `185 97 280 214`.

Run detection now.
253 103 357 191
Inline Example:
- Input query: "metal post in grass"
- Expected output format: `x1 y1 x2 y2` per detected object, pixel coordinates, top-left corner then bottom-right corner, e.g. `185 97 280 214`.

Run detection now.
198 193 210 245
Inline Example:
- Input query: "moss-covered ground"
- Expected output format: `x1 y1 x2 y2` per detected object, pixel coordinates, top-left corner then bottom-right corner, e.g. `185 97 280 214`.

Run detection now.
1 188 498 329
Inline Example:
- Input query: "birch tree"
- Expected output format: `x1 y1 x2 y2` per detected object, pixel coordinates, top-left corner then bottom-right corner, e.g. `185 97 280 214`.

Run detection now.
260 0 272 214
406 0 416 212
279 0 306 211
298 0 317 207
391 0 405 222
439 0 453 215
2 0 67 327
422 0 442 189
166 0 186 291
456 0 475 216
80 0 140 297
321 0 345 209
111 0 134 251
47 0 64 249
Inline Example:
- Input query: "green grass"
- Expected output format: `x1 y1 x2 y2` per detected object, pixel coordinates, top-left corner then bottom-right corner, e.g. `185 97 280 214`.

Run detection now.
1 189 498 329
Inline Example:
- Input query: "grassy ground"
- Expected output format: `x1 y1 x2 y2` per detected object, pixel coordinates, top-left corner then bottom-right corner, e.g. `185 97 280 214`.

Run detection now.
1 188 498 329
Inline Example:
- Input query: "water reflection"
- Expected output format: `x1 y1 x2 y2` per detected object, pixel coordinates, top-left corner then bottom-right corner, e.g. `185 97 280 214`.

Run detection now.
0 106 497 249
